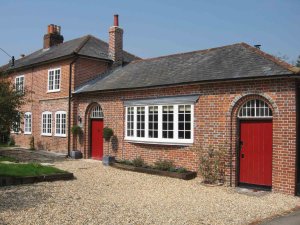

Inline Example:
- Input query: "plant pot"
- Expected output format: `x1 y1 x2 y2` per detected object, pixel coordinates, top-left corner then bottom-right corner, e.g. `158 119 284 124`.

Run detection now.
70 150 83 159
102 156 115 166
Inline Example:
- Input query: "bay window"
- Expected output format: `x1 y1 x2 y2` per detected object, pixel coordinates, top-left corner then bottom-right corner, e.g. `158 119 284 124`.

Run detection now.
124 95 198 144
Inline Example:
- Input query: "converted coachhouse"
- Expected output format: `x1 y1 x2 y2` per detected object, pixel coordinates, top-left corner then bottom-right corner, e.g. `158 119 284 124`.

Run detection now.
1 15 300 195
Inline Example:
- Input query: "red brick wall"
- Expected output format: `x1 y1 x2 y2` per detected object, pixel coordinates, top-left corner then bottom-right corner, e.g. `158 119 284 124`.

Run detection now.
74 78 297 195
8 57 109 152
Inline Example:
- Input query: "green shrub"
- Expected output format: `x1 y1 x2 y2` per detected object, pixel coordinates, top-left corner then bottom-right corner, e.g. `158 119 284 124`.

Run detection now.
118 159 133 165
198 145 226 184
71 125 82 136
176 167 188 173
132 156 145 167
29 136 35 150
154 159 175 171
103 127 114 141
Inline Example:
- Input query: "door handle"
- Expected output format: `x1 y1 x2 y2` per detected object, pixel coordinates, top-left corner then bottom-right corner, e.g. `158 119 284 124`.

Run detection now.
241 153 245 158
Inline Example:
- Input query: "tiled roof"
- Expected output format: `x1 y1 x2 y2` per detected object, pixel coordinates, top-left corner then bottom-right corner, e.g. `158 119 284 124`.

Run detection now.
0 35 139 71
75 43 299 93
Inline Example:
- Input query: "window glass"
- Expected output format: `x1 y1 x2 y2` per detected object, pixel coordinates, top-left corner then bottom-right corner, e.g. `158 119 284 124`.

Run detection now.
24 112 32 134
48 69 60 91
148 106 158 138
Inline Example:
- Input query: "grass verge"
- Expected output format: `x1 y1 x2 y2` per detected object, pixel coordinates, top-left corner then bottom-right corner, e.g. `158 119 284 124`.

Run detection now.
0 156 18 162
0 162 67 177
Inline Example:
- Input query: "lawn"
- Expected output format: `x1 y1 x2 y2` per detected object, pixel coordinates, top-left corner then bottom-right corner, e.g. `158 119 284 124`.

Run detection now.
0 156 67 177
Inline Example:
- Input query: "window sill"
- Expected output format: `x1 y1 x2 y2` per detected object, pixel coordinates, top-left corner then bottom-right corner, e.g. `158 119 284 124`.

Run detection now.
24 132 32 135
47 90 60 93
41 134 52 137
54 134 67 138
125 138 193 146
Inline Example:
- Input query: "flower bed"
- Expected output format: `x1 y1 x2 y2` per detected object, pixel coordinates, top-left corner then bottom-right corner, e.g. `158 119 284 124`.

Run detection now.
111 159 197 180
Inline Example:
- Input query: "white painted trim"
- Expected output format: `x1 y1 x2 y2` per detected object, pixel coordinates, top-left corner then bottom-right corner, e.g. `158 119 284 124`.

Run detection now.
124 104 194 145
15 75 25 93
47 68 61 92
41 111 52 136
54 111 67 137
24 112 32 135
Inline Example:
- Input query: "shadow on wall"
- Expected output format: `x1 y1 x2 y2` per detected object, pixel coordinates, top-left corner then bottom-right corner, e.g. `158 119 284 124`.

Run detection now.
111 135 118 152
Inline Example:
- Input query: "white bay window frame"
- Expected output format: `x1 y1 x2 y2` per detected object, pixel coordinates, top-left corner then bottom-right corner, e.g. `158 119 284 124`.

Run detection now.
125 104 194 145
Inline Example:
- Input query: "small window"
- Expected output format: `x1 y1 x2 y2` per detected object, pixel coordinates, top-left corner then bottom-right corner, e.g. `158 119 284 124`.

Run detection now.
178 105 191 139
12 113 21 133
148 106 158 138
24 112 32 134
55 111 67 137
15 75 24 93
90 105 103 118
42 112 52 136
127 107 134 137
48 68 61 92
137 107 145 137
239 99 272 118
162 106 174 139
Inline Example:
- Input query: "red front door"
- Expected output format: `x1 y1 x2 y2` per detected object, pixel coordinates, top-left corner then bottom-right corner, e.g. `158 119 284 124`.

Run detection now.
239 120 272 186
91 119 103 160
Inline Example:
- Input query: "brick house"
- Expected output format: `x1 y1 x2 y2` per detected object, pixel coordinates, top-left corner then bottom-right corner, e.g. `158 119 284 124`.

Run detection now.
2 15 300 195
1 16 138 153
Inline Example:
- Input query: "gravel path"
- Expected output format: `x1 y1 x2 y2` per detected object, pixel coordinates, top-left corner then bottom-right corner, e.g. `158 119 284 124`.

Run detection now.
1 160 299 225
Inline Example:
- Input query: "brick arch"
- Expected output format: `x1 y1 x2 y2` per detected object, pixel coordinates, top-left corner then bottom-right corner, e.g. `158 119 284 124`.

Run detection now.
228 93 279 118
226 93 278 187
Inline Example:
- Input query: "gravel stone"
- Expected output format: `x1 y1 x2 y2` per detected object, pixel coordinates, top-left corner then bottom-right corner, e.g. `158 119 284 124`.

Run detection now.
1 159 299 225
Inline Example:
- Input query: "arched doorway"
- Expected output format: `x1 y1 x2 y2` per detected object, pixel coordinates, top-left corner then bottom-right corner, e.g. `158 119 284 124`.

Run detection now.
89 105 104 160
238 99 273 188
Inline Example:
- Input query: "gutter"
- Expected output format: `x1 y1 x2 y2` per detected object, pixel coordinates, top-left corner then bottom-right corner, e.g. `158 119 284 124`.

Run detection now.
67 55 79 156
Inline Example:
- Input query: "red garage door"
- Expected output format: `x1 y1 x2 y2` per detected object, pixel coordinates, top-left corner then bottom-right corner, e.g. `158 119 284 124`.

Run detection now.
91 119 103 160
239 120 272 187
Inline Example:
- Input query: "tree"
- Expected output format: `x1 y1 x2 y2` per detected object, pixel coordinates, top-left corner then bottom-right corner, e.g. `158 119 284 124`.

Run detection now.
0 71 27 135
296 55 300 67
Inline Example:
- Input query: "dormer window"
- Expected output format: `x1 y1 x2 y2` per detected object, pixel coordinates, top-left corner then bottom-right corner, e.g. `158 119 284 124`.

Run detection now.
15 75 24 93
48 68 61 92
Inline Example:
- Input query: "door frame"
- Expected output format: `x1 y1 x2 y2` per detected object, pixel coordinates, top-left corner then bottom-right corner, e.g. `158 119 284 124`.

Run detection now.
236 117 273 190
88 118 104 159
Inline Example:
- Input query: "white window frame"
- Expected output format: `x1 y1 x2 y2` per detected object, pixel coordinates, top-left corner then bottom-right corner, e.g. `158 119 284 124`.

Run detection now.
55 111 67 137
125 104 194 145
47 68 61 92
15 75 25 93
24 112 32 135
238 99 273 118
41 111 52 136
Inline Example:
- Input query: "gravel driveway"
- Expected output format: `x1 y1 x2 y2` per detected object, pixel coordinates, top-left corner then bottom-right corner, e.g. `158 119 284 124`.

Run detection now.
1 160 299 225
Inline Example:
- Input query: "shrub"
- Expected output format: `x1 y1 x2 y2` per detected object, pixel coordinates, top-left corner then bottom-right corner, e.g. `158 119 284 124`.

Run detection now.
103 127 114 141
154 159 175 171
8 136 15 146
198 145 226 184
118 160 133 165
132 156 145 167
177 167 188 173
29 136 35 150
71 125 82 136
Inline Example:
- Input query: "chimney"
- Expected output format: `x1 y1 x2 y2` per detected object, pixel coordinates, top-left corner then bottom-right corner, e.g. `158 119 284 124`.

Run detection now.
43 24 64 49
109 15 123 67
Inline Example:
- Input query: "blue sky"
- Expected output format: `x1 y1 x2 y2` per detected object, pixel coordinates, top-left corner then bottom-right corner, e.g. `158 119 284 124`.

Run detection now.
0 0 299 65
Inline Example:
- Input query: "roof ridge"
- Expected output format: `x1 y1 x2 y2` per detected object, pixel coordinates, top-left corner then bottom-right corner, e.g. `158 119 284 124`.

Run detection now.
130 43 242 64
74 35 92 53
240 42 299 74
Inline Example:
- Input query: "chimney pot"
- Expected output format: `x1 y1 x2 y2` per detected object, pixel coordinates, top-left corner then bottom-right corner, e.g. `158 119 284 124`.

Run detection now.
44 24 64 49
114 14 119 26
20 54 25 58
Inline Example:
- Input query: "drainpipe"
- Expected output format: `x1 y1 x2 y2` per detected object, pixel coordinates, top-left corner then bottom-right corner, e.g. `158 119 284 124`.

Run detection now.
67 55 79 157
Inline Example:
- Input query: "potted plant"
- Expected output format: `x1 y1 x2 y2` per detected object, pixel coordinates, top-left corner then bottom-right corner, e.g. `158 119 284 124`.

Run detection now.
102 127 115 166
70 125 83 159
